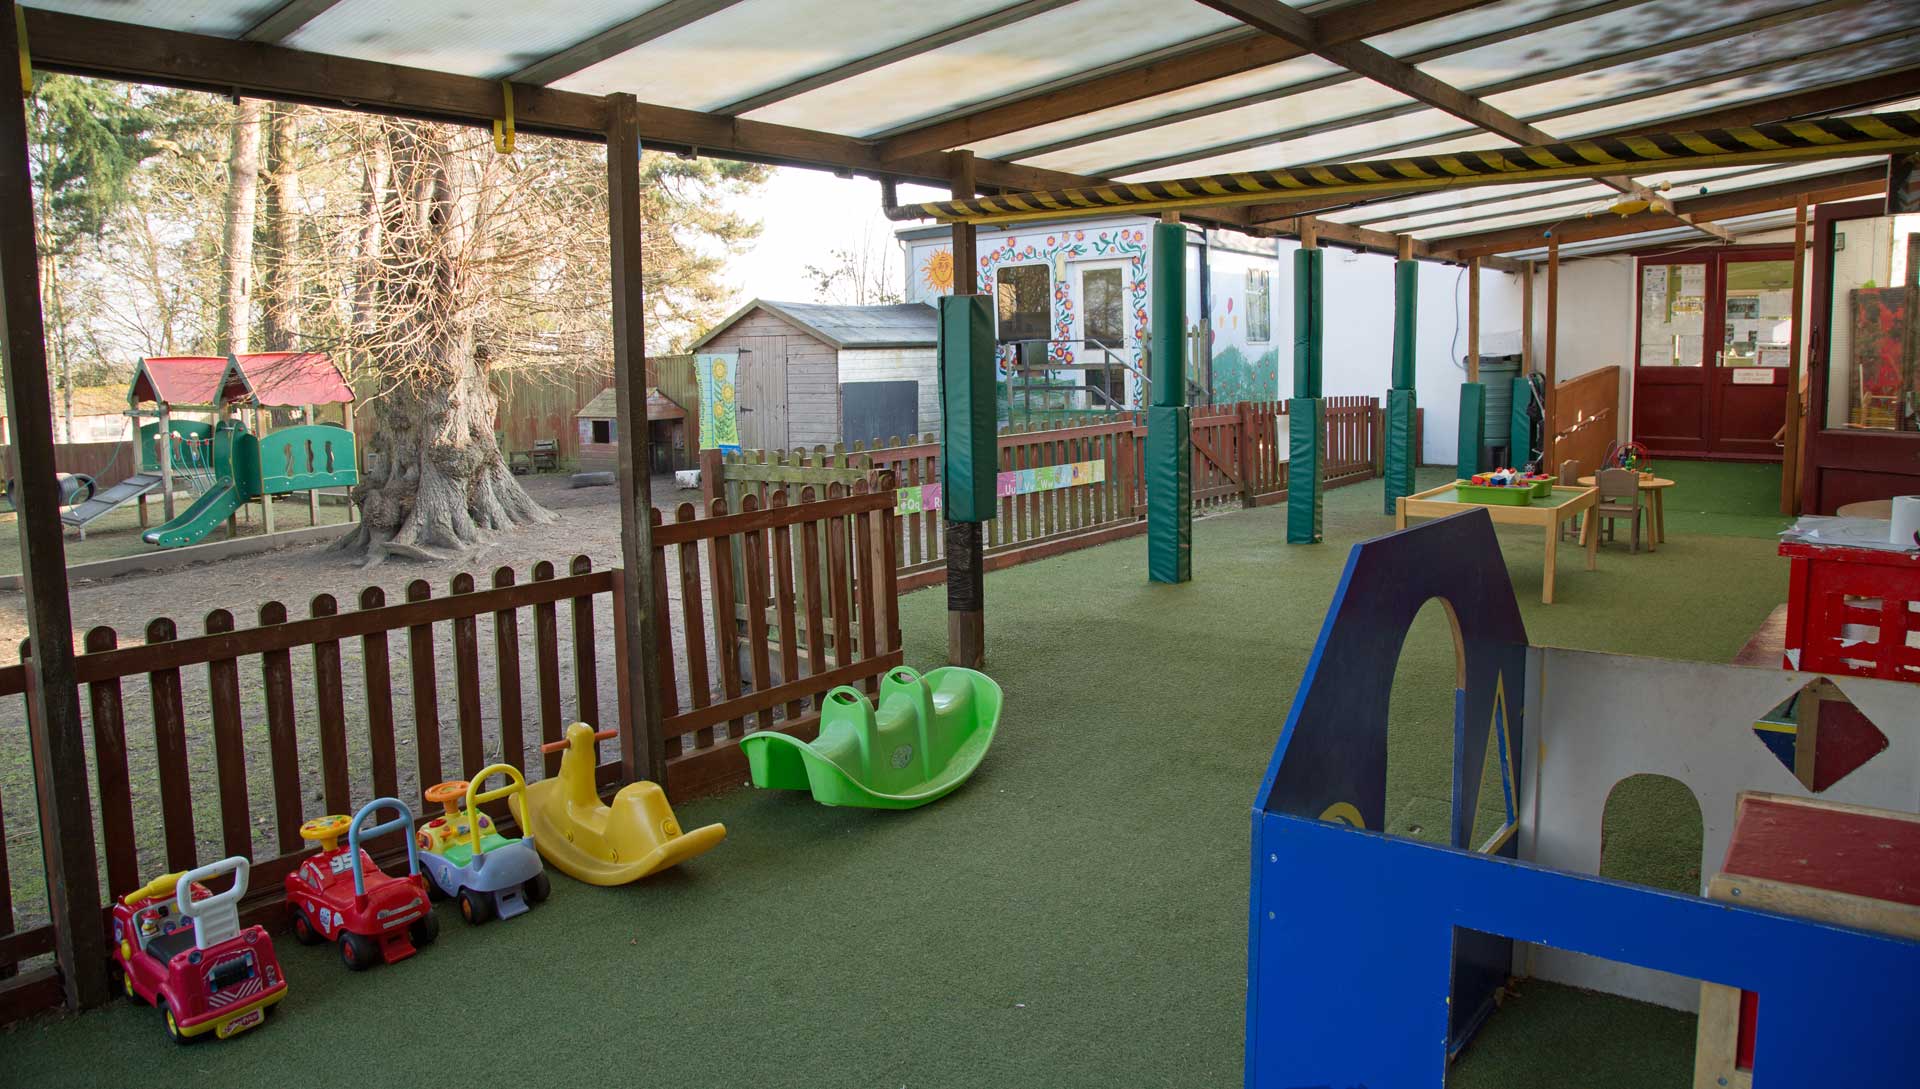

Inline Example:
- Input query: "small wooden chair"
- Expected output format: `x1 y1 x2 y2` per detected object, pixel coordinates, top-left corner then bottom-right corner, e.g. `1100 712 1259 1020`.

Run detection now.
1594 468 1644 553
1558 459 1583 540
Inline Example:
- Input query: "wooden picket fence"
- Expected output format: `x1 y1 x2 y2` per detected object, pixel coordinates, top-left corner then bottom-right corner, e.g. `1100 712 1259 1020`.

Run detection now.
0 484 901 1022
706 397 1388 589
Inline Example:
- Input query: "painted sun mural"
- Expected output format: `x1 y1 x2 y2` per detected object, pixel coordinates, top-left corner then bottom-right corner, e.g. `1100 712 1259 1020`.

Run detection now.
922 248 955 293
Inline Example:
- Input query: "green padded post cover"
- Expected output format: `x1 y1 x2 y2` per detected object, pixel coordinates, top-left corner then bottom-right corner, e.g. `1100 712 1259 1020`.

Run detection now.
1151 221 1187 406
1382 388 1416 515
1456 382 1486 477
1292 247 1323 398
1391 259 1418 391
938 294 996 523
1287 398 1324 544
1509 375 1533 468
1146 405 1192 583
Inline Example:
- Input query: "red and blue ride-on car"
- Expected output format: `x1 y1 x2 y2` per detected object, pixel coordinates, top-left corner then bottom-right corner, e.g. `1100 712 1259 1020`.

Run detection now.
285 797 439 970
109 856 288 1042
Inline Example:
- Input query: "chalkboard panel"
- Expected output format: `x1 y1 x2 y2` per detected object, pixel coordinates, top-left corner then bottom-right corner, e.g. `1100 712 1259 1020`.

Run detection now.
842 380 918 446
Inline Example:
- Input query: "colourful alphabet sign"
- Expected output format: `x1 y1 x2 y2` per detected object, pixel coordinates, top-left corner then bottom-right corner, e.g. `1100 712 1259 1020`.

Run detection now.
896 459 1105 515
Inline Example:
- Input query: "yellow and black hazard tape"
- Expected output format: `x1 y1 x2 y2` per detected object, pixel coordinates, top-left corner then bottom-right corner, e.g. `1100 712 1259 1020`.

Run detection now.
888 108 1920 226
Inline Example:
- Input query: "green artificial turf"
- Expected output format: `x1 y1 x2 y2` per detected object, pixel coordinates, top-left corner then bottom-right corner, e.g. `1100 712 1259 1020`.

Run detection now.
0 464 1792 1088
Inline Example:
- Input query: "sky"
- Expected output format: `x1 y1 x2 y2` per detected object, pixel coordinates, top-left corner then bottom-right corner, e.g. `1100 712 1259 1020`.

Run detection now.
721 167 947 308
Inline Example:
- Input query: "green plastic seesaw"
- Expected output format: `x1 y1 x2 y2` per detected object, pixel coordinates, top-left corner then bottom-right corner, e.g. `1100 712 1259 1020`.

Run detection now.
739 666 1001 809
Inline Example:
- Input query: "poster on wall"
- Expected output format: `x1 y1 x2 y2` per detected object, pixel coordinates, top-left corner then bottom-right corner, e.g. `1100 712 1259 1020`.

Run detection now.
696 349 741 454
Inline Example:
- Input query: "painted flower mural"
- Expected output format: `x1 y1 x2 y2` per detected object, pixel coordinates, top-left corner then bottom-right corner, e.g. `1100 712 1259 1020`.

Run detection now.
975 228 1150 378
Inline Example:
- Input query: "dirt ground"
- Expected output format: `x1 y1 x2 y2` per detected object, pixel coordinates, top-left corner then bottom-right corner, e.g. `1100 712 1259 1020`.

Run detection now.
0 472 698 663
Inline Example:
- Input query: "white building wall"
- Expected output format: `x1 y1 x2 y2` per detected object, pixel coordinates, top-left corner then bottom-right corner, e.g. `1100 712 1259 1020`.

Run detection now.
1527 255 1634 447
838 347 942 439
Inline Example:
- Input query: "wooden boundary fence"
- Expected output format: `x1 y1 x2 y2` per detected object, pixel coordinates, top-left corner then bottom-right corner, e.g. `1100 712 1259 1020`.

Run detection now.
706 398 1388 589
0 482 900 1022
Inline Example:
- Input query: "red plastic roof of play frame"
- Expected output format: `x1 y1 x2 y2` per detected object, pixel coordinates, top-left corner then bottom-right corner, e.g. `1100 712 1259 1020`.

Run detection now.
130 353 354 407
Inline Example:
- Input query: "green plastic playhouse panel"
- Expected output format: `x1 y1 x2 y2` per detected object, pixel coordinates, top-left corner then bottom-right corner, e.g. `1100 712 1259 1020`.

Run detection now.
143 421 258 548
1288 398 1324 544
1383 388 1416 515
257 424 358 494
939 295 997 523
740 666 1002 809
1457 382 1486 477
138 419 214 472
1147 405 1192 584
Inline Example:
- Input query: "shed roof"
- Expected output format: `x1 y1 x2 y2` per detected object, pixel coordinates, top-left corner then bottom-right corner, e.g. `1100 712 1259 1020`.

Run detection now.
577 387 688 421
691 300 937 352
24 2 1920 260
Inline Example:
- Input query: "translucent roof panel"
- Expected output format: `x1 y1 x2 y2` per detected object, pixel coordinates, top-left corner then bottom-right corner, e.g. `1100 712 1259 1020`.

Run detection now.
1417 0 1807 91
966 55 1346 162
1532 33 1920 139
1024 79 1414 177
1370 183 1618 235
740 0 1247 137
1368 0 1613 58
550 0 1019 111
1320 180 1579 225
27 0 278 36
1117 115 1516 183
283 0 667 79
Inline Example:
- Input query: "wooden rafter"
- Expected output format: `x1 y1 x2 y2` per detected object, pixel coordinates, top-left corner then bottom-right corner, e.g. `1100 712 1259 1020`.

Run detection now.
243 0 346 43
509 0 748 86
1425 165 1887 260
873 0 1502 162
715 0 1078 116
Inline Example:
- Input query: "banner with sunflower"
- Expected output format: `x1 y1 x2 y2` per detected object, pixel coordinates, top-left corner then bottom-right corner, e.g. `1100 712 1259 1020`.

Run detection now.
697 349 742 453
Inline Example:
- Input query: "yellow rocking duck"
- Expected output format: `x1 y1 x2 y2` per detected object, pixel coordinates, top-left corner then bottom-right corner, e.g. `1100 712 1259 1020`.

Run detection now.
509 723 725 886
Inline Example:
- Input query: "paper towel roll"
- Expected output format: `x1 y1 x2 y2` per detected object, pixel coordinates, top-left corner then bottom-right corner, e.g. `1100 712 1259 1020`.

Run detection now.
1893 495 1920 548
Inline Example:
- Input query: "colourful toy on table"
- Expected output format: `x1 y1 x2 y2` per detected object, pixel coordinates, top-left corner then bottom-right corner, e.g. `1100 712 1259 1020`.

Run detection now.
740 665 1002 809
285 798 438 970
417 765 550 923
1459 468 1538 506
110 856 288 1042
1602 439 1651 474
509 724 726 886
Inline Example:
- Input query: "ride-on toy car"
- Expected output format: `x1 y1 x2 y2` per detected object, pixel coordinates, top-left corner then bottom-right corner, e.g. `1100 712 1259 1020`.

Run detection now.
417 764 550 923
285 797 438 970
109 856 288 1042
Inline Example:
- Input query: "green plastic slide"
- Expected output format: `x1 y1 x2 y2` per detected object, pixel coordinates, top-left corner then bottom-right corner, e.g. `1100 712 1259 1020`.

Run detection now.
740 666 1002 809
142 484 245 548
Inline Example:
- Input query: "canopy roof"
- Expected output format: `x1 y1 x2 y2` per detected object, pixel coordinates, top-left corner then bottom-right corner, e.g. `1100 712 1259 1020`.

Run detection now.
128 352 352 407
24 0 1920 258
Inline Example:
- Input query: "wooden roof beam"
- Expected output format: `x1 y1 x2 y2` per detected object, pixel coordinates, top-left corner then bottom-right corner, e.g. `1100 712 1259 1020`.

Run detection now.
1425 165 1888 260
243 0 346 43
508 0 748 85
874 0 1501 162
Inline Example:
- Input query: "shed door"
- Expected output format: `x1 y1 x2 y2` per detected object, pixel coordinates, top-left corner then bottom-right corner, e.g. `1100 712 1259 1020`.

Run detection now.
735 335 788 450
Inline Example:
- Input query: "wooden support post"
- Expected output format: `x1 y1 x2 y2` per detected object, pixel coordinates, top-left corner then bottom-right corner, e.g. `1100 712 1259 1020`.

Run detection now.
1544 237 1560 468
1522 263 1534 376
306 402 319 525
605 93 666 785
1467 257 1481 384
1299 216 1319 250
343 401 357 521
1396 234 1413 262
0 0 110 1009
946 150 985 668
1781 196 1808 515
159 402 175 520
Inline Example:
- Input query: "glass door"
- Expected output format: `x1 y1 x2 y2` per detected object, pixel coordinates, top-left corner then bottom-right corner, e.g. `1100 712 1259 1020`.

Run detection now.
1632 256 1712 455
1709 250 1794 459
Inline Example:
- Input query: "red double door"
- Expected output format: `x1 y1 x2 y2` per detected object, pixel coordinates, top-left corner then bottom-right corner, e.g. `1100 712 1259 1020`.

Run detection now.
1632 246 1795 460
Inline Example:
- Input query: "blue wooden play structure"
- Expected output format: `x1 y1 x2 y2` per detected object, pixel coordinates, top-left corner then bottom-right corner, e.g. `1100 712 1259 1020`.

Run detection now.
1245 511 1920 1088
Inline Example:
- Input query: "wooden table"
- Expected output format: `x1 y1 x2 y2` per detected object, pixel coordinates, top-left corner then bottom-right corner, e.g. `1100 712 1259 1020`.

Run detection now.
1396 482 1598 604
1578 474 1675 546
1836 499 1893 519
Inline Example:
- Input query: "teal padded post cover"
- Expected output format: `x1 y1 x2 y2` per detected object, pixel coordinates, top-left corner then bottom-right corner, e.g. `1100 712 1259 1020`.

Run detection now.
1287 398 1324 544
1456 382 1486 477
1509 375 1534 468
1292 247 1323 398
1146 405 1191 583
1382 388 1416 515
1151 221 1187 407
1391 259 1418 391
938 294 996 523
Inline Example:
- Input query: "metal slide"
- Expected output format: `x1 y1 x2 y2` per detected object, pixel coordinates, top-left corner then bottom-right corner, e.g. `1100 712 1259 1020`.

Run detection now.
59 471 164 535
142 483 244 548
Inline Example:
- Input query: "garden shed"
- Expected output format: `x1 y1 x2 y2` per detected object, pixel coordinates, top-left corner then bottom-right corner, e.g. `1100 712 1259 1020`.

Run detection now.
690 299 937 450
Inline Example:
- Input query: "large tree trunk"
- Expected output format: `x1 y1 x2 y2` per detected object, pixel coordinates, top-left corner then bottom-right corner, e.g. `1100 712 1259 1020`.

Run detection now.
216 98 262 355
331 122 551 566
260 104 301 350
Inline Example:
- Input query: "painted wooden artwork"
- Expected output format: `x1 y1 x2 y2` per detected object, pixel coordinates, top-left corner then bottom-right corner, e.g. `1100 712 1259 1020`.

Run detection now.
696 349 741 453
895 458 1105 515
1849 287 1912 430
